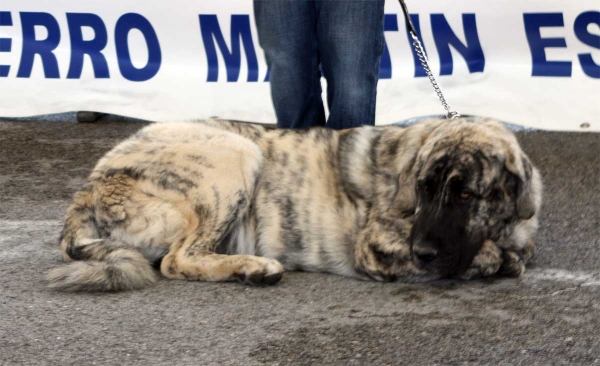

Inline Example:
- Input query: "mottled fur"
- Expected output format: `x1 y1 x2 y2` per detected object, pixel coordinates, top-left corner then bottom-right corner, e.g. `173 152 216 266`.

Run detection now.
47 117 542 291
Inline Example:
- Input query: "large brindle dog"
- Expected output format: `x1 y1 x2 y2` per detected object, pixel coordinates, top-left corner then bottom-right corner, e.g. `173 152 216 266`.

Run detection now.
47 117 542 291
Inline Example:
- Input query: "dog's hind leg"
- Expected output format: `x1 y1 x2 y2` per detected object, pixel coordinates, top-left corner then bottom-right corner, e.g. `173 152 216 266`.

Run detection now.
160 189 284 285
158 132 284 286
161 232 284 285
159 190 284 285
161 180 283 285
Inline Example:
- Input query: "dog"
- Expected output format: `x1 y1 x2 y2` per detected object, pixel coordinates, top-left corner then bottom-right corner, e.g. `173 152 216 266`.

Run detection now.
46 117 542 291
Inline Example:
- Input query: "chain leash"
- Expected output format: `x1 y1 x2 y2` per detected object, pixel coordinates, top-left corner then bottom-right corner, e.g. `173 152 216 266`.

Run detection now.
397 0 461 120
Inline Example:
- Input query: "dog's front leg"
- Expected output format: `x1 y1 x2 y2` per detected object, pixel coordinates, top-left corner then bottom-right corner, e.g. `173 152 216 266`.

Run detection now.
460 239 535 280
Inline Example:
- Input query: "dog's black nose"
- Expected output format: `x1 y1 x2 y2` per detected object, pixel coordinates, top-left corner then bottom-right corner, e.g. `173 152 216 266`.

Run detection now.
413 247 438 264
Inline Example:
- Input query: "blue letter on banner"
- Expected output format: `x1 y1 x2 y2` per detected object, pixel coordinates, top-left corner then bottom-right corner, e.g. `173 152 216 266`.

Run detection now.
574 11 600 79
0 11 12 77
199 14 258 82
431 14 485 76
17 12 61 78
114 13 161 82
67 13 110 79
379 14 398 80
67 13 109 79
523 13 571 77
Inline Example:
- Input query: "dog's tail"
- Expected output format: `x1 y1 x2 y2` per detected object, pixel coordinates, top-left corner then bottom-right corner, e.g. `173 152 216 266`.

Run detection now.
46 189 167 292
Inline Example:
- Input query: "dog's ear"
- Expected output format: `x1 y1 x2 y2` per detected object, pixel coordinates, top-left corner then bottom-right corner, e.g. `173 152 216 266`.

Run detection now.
505 151 536 220
390 142 430 217
387 120 444 217
393 157 419 216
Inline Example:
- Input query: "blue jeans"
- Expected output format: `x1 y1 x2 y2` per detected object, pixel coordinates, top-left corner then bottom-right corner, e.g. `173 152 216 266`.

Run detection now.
254 0 385 129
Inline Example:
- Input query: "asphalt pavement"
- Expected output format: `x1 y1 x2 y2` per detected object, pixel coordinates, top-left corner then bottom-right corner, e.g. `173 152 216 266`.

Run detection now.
0 118 598 365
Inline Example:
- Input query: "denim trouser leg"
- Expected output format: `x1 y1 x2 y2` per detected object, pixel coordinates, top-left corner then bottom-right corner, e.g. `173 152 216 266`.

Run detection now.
317 0 385 129
254 1 326 129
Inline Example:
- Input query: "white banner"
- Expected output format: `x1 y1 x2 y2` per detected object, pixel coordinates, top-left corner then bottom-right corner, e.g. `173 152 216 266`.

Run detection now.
0 1 598 131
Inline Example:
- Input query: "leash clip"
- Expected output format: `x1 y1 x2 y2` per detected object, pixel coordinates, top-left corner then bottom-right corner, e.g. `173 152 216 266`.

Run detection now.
447 111 461 120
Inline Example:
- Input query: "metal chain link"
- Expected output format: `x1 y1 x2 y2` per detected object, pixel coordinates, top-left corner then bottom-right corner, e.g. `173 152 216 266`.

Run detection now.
398 0 460 120
409 33 460 120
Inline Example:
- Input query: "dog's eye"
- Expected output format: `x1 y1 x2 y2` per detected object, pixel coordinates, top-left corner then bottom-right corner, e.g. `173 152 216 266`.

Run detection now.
460 192 471 200
420 180 435 193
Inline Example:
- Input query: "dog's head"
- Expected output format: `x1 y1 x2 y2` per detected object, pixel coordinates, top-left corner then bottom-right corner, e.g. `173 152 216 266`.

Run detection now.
404 119 542 277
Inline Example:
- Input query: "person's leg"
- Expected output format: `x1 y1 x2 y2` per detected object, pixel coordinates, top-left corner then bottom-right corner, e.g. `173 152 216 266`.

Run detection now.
254 0 325 129
317 0 385 129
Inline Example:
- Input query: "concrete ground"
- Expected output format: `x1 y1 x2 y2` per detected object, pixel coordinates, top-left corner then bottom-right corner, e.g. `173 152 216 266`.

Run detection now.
0 118 598 366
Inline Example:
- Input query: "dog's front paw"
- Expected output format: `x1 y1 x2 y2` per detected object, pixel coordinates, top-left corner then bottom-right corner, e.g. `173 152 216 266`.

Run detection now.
498 240 535 277
460 240 502 280
498 251 525 277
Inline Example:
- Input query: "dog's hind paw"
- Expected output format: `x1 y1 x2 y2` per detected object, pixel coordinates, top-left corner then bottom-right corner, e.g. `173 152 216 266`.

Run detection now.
232 258 284 286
